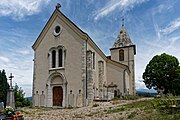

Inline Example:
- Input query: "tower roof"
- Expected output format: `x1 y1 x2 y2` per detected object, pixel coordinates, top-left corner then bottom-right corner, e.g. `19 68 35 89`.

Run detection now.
112 20 133 48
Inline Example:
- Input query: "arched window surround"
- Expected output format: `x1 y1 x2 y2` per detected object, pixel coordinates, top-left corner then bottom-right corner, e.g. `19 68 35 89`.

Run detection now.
49 46 66 69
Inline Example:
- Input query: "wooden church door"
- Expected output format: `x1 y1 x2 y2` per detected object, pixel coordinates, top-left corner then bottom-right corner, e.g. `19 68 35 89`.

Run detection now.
53 86 63 106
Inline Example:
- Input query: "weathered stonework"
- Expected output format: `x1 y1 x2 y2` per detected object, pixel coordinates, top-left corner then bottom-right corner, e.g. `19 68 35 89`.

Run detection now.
98 61 104 99
68 93 74 107
40 92 45 107
76 93 83 107
87 50 93 106
81 40 87 106
34 92 39 107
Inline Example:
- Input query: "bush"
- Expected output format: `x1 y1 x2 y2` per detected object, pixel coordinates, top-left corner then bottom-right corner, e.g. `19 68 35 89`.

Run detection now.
151 98 180 109
112 97 120 101
92 103 99 107
67 105 73 109
15 101 23 107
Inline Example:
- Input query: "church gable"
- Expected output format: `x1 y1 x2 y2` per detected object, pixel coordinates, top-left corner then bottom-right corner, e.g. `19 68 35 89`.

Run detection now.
32 8 87 50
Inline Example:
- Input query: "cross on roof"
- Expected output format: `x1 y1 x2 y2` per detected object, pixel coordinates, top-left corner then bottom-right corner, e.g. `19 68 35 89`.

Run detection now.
56 3 61 10
122 16 125 26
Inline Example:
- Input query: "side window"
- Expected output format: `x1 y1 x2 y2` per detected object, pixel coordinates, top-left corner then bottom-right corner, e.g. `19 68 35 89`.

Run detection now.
52 50 56 68
119 49 124 61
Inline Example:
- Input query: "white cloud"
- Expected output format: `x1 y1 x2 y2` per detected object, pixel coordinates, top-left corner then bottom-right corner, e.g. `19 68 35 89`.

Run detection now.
160 17 180 34
0 57 33 97
18 49 31 55
0 56 10 63
0 28 34 97
94 0 148 20
0 0 50 20
135 80 147 89
152 3 173 15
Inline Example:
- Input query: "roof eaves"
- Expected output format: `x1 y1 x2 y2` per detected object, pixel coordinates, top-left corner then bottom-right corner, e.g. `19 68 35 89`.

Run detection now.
32 9 58 50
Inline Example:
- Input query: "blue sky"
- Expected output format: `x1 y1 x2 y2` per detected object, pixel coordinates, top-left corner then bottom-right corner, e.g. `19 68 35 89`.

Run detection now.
0 0 180 97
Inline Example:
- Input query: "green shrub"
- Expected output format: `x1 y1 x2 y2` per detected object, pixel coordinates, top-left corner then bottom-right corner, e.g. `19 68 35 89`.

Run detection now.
112 96 120 101
151 98 179 109
67 105 73 109
92 103 99 107
15 101 23 107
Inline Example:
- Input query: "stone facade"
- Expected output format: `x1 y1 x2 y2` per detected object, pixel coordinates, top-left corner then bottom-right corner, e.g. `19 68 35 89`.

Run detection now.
32 6 136 108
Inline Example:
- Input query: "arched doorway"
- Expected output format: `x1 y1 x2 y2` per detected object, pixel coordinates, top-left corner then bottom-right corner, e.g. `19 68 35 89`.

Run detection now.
53 86 63 106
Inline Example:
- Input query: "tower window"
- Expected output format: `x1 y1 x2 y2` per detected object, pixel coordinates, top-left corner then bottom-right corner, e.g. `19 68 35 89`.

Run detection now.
52 50 56 68
119 49 124 61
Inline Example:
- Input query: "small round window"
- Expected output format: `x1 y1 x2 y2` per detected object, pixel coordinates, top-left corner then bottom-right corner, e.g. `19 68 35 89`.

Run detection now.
54 25 61 36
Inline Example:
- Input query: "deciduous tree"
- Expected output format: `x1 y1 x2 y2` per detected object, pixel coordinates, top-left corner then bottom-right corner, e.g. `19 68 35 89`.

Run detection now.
13 83 31 107
143 53 180 94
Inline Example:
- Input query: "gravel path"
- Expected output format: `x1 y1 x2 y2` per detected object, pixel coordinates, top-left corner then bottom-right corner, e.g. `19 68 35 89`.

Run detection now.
22 98 153 120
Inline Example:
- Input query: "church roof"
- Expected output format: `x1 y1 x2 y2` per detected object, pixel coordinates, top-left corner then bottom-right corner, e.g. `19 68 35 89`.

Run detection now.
112 22 133 48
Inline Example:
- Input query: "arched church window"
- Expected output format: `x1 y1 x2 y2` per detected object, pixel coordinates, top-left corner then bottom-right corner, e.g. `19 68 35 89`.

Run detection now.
119 49 124 61
49 46 65 69
52 50 56 68
58 48 63 67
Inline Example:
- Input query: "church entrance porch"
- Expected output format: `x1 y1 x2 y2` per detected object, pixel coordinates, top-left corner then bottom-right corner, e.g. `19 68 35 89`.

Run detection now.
53 86 63 106
46 72 67 108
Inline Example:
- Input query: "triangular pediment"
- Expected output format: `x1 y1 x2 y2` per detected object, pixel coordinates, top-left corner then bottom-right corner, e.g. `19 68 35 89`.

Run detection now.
32 8 88 50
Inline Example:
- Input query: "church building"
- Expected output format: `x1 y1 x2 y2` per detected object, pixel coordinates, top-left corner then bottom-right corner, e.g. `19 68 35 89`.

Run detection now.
32 4 136 108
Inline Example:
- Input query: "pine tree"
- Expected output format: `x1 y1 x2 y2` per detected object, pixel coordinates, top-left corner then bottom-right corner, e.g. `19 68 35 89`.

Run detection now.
0 70 9 107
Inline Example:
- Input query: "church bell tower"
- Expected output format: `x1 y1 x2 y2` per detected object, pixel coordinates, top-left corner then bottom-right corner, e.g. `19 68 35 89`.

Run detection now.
110 19 136 95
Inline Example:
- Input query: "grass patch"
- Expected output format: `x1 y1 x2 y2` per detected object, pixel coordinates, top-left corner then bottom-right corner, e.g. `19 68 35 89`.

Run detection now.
122 98 180 120
127 111 136 119
124 100 153 109
104 107 125 114
125 95 141 100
